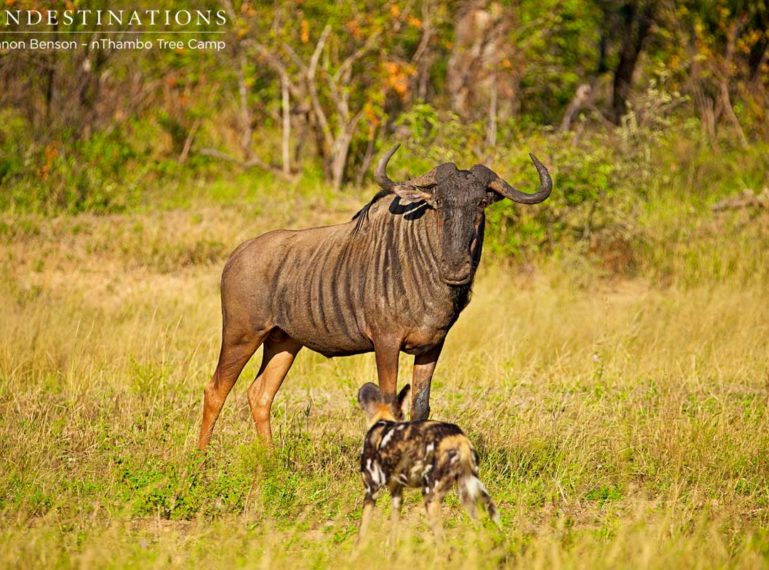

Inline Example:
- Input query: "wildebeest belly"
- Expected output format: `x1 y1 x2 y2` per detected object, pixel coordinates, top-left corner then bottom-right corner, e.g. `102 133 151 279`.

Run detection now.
268 237 372 355
286 322 374 357
271 289 373 356
272 282 455 357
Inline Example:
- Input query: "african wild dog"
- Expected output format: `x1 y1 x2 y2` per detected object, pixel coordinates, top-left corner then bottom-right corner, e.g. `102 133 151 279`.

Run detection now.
357 382 499 542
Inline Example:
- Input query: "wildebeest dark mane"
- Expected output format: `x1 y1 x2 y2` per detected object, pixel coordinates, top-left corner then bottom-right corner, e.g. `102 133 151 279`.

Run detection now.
352 190 432 233
351 188 391 233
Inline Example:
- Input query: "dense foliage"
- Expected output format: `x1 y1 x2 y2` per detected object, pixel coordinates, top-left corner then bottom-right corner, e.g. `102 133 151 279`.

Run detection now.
0 0 767 272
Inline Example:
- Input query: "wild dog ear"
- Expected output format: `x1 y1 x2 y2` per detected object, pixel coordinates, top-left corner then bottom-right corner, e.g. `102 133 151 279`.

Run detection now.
357 382 382 412
396 384 411 419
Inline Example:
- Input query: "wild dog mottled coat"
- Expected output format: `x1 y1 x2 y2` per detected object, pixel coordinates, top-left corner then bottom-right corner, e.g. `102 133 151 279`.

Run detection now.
357 382 499 542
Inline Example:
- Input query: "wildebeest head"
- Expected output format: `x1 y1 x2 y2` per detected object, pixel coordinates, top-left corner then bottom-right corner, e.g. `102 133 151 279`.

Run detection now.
375 144 552 286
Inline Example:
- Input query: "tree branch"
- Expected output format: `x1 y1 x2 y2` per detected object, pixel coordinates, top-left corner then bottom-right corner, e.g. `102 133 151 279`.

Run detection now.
200 148 296 181
307 24 334 149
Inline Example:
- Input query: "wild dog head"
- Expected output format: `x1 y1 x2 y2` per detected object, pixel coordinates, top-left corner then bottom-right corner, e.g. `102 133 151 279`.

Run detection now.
357 382 411 428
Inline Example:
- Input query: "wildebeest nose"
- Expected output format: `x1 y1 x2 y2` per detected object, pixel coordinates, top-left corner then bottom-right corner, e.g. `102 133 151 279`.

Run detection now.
441 260 473 284
456 260 472 272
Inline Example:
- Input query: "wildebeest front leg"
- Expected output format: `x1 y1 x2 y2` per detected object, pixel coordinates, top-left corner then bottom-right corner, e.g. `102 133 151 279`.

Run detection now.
410 342 444 421
374 337 401 404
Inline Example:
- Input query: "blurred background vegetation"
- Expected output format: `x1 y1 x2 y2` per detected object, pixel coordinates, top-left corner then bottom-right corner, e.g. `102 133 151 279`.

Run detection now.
0 0 767 280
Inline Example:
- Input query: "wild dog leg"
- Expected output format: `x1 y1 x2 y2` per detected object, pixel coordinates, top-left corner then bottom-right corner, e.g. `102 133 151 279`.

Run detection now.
424 490 445 544
358 494 377 544
389 485 403 545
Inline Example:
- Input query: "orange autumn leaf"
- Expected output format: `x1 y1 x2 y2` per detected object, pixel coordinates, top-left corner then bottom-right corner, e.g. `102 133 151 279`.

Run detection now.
300 20 309 43
407 16 422 29
345 19 363 40
383 61 415 99
41 143 59 181
363 102 381 128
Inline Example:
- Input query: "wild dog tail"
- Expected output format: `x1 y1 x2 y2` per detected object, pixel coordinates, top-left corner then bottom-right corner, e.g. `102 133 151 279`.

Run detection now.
457 442 500 525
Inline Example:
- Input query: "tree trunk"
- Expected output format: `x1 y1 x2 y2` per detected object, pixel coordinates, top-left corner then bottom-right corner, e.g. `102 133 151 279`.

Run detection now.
611 2 655 124
447 1 517 121
330 133 352 191
281 75 291 175
747 9 768 82
560 83 592 132
487 70 497 147
330 116 361 191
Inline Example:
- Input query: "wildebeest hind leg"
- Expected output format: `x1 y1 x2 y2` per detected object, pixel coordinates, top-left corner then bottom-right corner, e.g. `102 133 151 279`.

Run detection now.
198 329 266 451
247 330 302 445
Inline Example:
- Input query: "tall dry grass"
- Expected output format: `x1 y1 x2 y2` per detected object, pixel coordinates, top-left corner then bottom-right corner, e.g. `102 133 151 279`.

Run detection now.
1 205 768 568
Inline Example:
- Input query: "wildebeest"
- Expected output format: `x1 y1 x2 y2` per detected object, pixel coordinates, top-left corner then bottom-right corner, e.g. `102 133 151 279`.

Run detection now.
356 382 498 543
197 145 551 449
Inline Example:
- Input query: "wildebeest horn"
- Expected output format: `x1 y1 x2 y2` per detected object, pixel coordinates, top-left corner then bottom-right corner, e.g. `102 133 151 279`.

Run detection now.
375 144 401 191
375 144 456 191
472 154 552 204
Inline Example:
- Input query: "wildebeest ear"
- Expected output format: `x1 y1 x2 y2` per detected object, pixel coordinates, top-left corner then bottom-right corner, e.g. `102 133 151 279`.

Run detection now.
472 165 502 208
357 382 382 411
397 384 411 417
481 190 504 208
391 185 434 206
